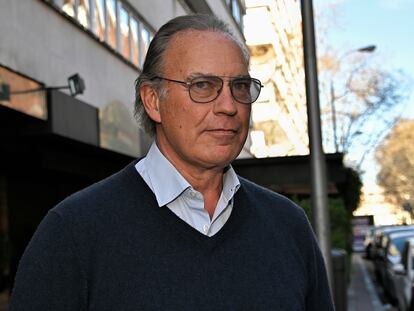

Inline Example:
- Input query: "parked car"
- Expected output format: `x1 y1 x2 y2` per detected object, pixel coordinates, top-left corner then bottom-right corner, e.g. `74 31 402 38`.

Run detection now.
364 225 394 260
373 226 414 283
380 231 414 304
372 226 398 260
392 237 414 311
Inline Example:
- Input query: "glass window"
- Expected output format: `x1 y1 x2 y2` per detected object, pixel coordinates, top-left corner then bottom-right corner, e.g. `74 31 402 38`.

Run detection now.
390 237 412 257
395 238 408 254
119 3 130 59
78 0 91 28
92 0 105 41
106 0 117 49
130 17 140 66
61 0 76 18
46 0 152 68
389 242 400 257
0 66 47 120
232 0 241 24
140 26 150 66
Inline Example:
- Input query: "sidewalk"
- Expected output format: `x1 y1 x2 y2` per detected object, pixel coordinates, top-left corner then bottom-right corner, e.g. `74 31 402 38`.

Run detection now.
347 253 394 311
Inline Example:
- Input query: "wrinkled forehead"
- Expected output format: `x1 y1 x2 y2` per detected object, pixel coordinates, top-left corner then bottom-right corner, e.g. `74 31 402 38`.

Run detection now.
162 30 249 76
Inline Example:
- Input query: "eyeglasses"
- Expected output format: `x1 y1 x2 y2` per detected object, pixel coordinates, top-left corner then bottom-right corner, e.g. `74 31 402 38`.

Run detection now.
153 75 263 104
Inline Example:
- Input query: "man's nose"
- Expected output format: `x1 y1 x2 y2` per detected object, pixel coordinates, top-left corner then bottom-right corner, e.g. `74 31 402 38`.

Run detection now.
212 85 237 116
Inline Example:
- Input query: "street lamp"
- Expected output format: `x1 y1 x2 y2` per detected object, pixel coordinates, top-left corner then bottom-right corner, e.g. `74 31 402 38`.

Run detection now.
330 45 376 152
0 73 85 101
356 45 376 53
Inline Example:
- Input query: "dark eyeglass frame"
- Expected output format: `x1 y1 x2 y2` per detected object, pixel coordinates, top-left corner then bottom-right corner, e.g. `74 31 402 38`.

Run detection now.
152 75 263 105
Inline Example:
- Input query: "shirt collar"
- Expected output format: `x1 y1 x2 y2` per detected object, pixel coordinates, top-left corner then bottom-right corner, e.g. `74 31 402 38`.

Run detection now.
140 142 240 207
142 142 190 207
222 165 241 204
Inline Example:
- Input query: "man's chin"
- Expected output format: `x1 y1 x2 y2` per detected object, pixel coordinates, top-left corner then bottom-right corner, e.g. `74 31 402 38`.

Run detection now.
201 148 241 167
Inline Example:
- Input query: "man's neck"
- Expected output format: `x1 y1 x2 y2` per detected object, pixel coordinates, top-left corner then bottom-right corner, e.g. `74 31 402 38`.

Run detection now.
184 171 223 218
176 162 224 215
155 141 225 217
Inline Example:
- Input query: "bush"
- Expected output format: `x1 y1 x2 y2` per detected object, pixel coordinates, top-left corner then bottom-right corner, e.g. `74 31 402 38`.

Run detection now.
294 197 352 254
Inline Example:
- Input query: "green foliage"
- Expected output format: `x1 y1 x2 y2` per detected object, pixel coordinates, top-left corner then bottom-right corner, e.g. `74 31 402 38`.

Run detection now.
338 167 363 214
294 197 352 254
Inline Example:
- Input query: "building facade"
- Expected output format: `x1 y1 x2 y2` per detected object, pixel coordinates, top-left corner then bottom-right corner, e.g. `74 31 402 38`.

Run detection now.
0 0 245 305
1 0 246 156
244 0 309 157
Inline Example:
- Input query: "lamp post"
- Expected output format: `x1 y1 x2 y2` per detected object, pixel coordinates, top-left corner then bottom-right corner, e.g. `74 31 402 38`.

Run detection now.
330 45 376 152
300 0 333 288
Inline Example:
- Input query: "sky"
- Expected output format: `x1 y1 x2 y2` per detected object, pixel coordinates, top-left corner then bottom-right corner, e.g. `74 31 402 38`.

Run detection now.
313 0 414 116
312 0 414 187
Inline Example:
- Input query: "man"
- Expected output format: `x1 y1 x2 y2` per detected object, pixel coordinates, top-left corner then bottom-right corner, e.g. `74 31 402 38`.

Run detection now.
9 15 334 310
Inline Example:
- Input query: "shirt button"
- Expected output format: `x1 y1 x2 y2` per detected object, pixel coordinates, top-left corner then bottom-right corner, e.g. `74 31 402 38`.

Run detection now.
203 224 209 233
190 191 196 197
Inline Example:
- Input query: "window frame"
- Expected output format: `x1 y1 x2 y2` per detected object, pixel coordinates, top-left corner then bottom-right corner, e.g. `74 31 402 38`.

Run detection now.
43 0 154 70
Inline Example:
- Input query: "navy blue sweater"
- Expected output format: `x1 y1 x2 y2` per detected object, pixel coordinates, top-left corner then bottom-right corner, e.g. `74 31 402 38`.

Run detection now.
9 161 334 310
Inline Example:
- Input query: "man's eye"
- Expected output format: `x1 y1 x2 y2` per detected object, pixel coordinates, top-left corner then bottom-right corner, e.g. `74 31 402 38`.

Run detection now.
233 79 251 91
192 80 214 90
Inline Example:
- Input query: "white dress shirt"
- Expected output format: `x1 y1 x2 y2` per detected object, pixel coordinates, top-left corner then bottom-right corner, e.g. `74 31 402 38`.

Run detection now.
135 142 240 237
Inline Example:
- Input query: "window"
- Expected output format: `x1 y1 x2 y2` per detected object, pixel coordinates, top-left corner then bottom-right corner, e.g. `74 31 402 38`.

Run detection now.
0 66 47 120
140 26 150 66
47 0 154 69
119 3 130 59
106 0 117 49
225 0 244 29
61 0 76 18
231 0 241 24
78 0 91 28
92 0 106 41
130 17 140 66
389 242 400 257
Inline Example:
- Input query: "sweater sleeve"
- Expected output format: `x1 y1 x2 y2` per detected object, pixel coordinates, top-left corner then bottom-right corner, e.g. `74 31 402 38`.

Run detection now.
8 210 87 311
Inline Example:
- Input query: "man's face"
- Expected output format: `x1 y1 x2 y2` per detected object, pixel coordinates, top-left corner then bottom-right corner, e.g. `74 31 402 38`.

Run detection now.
151 30 251 172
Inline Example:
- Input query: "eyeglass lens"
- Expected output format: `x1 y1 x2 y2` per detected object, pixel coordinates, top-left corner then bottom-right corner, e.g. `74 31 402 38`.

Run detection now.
189 76 261 104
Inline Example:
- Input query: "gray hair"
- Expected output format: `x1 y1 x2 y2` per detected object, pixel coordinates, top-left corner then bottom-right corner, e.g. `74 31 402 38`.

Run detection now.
134 14 250 136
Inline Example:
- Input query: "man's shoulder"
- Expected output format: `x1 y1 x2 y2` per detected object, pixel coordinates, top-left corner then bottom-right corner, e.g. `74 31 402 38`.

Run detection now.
238 176 301 209
52 160 146 218
237 176 308 226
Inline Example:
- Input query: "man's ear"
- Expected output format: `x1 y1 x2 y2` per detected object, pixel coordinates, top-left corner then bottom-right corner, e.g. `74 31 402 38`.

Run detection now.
140 84 161 123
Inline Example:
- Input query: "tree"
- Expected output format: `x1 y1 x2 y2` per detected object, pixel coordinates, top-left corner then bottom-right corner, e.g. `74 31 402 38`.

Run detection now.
314 3 411 171
318 49 410 166
376 119 414 209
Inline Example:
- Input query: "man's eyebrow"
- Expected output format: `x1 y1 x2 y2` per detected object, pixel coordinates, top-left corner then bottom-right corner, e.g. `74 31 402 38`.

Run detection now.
186 73 251 79
187 72 213 79
234 74 252 79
